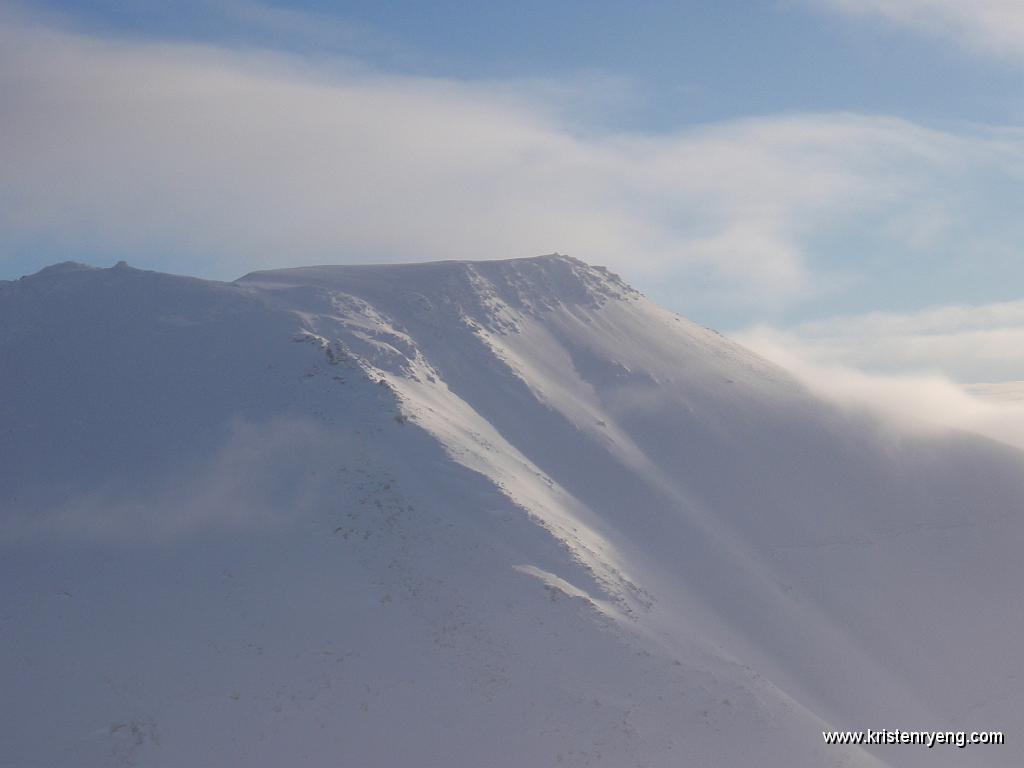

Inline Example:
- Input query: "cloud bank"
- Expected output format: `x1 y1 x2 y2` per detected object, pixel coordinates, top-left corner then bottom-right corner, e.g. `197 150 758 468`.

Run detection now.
741 300 1024 382
740 303 1024 450
3 11 1024 312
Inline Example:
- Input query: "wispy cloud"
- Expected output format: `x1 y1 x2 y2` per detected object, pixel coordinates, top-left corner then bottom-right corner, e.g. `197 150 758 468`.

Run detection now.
740 300 1024 382
213 0 401 55
813 0 1024 61
2 12 1024 309
738 300 1024 450
739 326 1024 451
1 416 341 543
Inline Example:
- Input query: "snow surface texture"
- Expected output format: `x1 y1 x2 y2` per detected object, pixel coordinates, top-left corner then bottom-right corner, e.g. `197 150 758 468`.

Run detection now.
2 255 1023 767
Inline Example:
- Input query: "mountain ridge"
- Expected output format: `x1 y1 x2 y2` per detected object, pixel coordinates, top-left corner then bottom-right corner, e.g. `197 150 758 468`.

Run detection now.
2 255 1023 767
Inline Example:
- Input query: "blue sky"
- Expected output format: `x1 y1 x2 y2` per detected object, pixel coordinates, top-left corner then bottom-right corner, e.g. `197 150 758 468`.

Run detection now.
21 0 1024 130
3 0 1024 382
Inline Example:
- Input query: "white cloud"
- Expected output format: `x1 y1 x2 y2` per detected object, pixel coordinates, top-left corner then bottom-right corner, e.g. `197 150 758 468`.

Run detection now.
739 327 1024 451
966 381 1024 403
213 0 403 56
738 300 1024 450
739 300 1024 382
815 0 1024 60
2 12 1024 308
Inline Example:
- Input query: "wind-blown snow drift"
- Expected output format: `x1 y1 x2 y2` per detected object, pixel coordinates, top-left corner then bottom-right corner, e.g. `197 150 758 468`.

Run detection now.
2 255 1022 767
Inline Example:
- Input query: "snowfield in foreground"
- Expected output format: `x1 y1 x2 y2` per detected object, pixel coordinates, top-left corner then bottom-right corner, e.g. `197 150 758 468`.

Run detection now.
2 255 1023 767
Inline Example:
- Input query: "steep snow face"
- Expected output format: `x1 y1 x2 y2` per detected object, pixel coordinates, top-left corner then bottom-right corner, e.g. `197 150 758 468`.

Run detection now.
3 256 1023 767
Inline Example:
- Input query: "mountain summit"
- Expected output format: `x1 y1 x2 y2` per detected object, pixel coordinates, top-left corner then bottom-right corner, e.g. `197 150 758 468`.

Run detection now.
3 255 1023 767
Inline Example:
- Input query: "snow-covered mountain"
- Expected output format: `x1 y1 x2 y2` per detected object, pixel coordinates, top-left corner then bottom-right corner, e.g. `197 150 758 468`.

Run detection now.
2 255 1023 768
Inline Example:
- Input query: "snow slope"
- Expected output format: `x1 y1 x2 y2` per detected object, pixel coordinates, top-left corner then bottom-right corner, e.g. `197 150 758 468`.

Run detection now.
2 256 1023 767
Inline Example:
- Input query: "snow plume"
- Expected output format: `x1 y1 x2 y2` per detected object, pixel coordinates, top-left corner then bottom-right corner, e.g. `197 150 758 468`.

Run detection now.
740 324 1024 451
1 417 339 543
